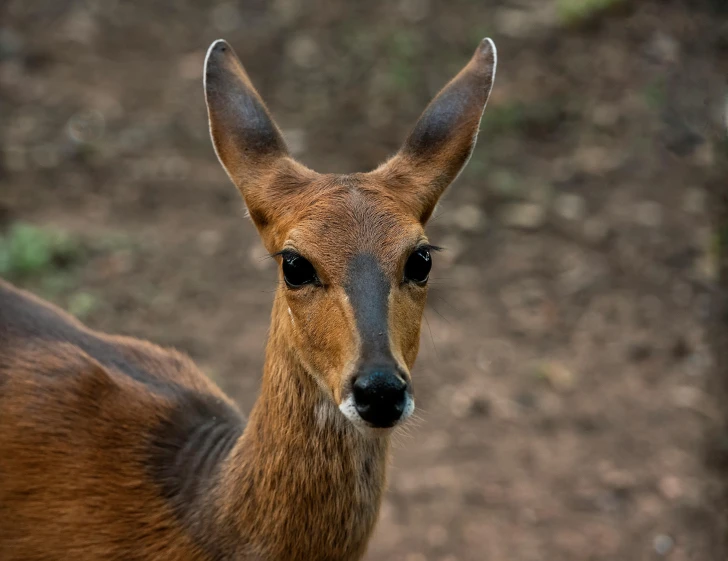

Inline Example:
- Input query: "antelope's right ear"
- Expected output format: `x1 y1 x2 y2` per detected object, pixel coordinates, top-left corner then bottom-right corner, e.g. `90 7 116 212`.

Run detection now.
204 39 289 191
374 38 497 224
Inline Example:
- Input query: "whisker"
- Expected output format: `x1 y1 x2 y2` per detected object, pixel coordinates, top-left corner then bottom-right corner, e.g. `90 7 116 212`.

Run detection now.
432 294 456 311
423 311 439 361
411 407 428 418
427 299 450 324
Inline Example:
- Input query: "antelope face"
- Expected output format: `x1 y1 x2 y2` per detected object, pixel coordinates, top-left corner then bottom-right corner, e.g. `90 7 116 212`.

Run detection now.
264 180 431 431
204 38 496 432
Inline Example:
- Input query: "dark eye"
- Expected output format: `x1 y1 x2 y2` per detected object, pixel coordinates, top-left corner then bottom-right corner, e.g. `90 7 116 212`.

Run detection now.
404 248 432 284
282 253 318 288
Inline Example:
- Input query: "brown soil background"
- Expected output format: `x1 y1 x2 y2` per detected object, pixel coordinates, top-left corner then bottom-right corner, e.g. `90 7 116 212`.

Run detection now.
1 0 727 559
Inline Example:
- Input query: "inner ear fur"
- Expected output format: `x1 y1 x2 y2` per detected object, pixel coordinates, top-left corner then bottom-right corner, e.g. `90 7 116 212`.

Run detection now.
374 38 497 223
205 40 317 231
205 40 288 178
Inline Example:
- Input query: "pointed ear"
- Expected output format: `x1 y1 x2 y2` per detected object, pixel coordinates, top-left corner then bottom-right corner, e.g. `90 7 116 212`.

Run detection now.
204 39 292 225
376 38 497 223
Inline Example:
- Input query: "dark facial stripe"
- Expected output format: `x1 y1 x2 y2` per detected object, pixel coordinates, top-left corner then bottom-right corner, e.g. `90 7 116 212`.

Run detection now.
345 254 395 366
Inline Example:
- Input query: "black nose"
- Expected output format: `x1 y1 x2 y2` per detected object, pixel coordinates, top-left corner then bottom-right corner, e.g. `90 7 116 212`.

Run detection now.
352 370 408 428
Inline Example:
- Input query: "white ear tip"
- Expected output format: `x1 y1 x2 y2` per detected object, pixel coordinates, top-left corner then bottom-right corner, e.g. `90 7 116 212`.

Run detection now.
478 38 497 64
210 39 229 49
205 39 231 64
204 40 231 92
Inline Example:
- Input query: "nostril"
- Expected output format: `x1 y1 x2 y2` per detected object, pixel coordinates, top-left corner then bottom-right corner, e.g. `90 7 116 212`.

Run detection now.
352 371 408 428
353 371 406 399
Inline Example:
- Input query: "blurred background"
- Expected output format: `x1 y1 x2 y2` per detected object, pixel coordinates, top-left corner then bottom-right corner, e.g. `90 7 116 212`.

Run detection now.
1 0 727 559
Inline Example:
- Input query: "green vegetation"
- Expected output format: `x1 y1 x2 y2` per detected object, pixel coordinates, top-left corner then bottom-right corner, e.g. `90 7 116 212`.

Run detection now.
482 102 529 132
67 291 98 320
714 222 728 259
481 99 565 136
643 77 667 110
385 31 421 91
0 222 106 319
488 169 526 199
0 223 83 279
556 0 625 24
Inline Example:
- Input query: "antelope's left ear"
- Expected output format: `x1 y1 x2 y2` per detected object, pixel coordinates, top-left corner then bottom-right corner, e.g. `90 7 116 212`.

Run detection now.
204 40 289 179
375 38 497 223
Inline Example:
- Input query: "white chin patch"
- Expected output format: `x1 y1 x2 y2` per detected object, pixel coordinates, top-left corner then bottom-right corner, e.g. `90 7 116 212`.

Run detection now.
338 396 371 430
402 394 415 421
338 394 415 433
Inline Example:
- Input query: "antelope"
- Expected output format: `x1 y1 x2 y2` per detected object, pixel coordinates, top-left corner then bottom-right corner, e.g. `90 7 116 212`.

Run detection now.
0 37 496 561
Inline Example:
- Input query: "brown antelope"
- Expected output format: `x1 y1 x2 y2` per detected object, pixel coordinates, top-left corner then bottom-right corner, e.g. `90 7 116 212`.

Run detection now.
0 37 496 560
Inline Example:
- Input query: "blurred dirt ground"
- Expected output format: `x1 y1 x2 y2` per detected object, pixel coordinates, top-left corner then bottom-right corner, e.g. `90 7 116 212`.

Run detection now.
1 0 727 559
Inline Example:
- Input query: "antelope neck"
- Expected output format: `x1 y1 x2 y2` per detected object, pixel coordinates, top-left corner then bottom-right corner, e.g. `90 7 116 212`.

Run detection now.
212 297 390 561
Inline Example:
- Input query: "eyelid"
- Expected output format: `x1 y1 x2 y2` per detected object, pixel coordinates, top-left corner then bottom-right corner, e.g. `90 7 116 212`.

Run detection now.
415 243 442 253
271 249 299 260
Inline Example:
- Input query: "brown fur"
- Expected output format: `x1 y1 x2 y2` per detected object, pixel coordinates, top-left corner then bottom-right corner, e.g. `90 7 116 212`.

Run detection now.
0 38 496 560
